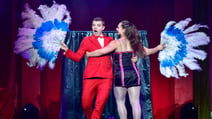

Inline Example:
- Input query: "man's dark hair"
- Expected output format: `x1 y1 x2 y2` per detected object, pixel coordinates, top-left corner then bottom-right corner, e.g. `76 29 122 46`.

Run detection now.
93 17 105 26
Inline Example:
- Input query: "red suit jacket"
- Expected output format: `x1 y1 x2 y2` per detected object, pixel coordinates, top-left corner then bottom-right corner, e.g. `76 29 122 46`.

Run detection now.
64 34 114 79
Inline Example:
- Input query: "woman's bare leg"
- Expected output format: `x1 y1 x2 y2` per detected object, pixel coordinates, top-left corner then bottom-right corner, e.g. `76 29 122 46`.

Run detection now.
128 86 141 119
114 87 128 119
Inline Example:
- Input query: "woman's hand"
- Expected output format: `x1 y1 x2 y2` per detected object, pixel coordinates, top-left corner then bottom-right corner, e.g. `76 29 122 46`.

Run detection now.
86 51 91 58
157 43 166 51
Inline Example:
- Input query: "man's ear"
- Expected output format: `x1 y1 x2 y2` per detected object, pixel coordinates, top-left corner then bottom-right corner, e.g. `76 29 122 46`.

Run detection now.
102 26 105 30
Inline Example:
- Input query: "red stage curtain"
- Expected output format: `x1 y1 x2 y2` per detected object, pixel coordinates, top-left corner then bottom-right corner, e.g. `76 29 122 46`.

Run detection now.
0 88 15 119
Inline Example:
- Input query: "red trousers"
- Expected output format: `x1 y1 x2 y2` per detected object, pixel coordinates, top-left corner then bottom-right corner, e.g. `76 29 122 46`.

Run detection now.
81 78 112 119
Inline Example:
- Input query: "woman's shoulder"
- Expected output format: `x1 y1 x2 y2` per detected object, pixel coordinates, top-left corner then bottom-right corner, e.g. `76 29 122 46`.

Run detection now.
110 39 120 45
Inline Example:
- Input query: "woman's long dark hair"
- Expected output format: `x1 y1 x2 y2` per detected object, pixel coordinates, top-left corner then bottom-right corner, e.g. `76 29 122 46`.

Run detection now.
120 20 145 57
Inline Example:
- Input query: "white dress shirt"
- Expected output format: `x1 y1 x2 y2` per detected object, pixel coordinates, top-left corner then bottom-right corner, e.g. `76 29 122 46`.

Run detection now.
97 37 104 48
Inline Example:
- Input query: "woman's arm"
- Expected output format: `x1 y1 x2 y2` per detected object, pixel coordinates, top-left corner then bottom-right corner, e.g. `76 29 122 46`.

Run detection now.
87 40 118 57
143 43 165 56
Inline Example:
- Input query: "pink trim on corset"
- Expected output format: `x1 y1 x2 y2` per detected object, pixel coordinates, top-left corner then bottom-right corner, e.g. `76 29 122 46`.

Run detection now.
132 53 141 85
113 54 116 86
119 53 125 86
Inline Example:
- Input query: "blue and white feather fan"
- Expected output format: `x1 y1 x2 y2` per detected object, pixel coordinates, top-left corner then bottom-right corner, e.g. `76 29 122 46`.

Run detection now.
14 2 71 69
158 18 210 78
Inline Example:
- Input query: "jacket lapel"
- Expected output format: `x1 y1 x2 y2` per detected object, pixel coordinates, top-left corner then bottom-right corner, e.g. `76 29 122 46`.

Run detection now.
104 38 109 47
89 35 102 49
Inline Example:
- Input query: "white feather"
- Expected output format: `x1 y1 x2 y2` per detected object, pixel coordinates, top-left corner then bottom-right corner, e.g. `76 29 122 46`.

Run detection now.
164 21 176 29
22 4 43 28
38 2 71 24
160 66 172 78
176 63 188 77
49 61 55 69
186 47 207 60
183 58 201 70
41 29 67 52
174 18 191 30
185 32 210 47
14 38 34 53
170 66 179 79
183 24 208 34
17 28 36 37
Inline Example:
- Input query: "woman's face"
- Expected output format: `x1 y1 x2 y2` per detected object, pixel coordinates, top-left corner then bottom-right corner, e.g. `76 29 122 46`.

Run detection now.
116 22 125 36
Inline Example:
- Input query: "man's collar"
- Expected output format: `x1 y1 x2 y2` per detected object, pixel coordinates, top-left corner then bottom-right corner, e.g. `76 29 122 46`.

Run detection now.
92 34 106 38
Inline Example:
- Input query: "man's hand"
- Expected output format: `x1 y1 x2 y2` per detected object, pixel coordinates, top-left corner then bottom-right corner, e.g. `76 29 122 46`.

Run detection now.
131 55 138 63
60 42 68 52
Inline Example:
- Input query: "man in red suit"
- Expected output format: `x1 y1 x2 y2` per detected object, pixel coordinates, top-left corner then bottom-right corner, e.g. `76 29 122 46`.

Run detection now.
60 17 113 119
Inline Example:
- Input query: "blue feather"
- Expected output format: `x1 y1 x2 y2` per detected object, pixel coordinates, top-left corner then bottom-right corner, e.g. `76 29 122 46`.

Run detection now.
161 26 188 68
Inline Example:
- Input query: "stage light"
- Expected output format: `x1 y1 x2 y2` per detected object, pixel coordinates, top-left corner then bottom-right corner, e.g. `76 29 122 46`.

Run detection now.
180 103 198 119
22 103 39 119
